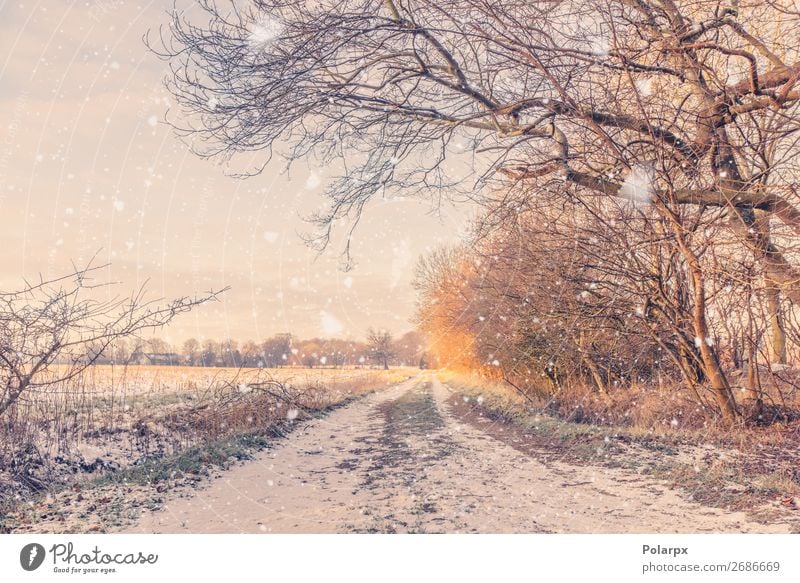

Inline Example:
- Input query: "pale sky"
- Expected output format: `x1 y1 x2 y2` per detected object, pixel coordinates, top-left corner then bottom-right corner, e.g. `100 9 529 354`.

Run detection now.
0 1 473 344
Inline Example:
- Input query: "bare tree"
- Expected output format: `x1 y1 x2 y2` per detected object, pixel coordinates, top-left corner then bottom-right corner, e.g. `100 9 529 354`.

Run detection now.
220 339 242 367
395 330 426 367
153 0 800 421
182 337 201 365
240 340 261 366
0 263 224 416
201 339 220 366
107 338 132 364
262 334 292 367
145 337 170 353
366 328 395 370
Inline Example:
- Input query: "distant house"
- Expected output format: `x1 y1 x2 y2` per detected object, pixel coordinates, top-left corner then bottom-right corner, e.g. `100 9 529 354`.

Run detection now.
130 352 182 366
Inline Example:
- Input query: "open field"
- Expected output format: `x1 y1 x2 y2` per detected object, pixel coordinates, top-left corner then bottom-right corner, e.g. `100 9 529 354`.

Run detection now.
0 364 416 532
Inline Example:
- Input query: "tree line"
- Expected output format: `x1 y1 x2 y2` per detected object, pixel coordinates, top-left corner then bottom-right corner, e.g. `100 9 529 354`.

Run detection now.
94 329 426 370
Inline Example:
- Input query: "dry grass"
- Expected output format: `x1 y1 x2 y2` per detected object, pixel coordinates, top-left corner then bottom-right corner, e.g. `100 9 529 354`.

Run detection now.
440 366 800 434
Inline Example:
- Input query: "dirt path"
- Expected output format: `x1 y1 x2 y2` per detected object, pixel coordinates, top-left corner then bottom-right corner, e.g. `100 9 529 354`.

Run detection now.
123 375 790 533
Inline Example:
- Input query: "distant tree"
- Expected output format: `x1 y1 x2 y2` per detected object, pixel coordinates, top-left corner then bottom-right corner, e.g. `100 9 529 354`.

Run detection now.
219 339 241 367
330 350 347 368
146 337 171 354
395 330 426 367
413 247 480 373
298 339 322 368
366 328 395 370
262 335 291 368
182 338 201 365
240 340 260 367
201 339 219 367
108 338 131 364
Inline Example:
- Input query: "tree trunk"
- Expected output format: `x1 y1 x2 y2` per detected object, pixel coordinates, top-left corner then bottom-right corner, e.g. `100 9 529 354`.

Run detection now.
755 210 788 364
577 330 611 401
746 339 764 419
671 220 739 422
687 262 738 422
543 364 561 394
583 355 611 401
765 283 787 364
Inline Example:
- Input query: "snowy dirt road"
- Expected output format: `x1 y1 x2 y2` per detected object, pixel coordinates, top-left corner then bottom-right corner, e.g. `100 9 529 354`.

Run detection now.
124 375 790 533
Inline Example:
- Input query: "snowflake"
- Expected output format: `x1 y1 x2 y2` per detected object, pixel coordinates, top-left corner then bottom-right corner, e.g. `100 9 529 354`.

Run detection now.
247 15 284 51
589 34 610 57
320 310 343 336
635 77 653 96
305 172 321 190
620 164 655 204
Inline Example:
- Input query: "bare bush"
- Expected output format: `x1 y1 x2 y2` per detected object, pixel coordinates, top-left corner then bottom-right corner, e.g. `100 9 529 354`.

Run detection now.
0 263 224 418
